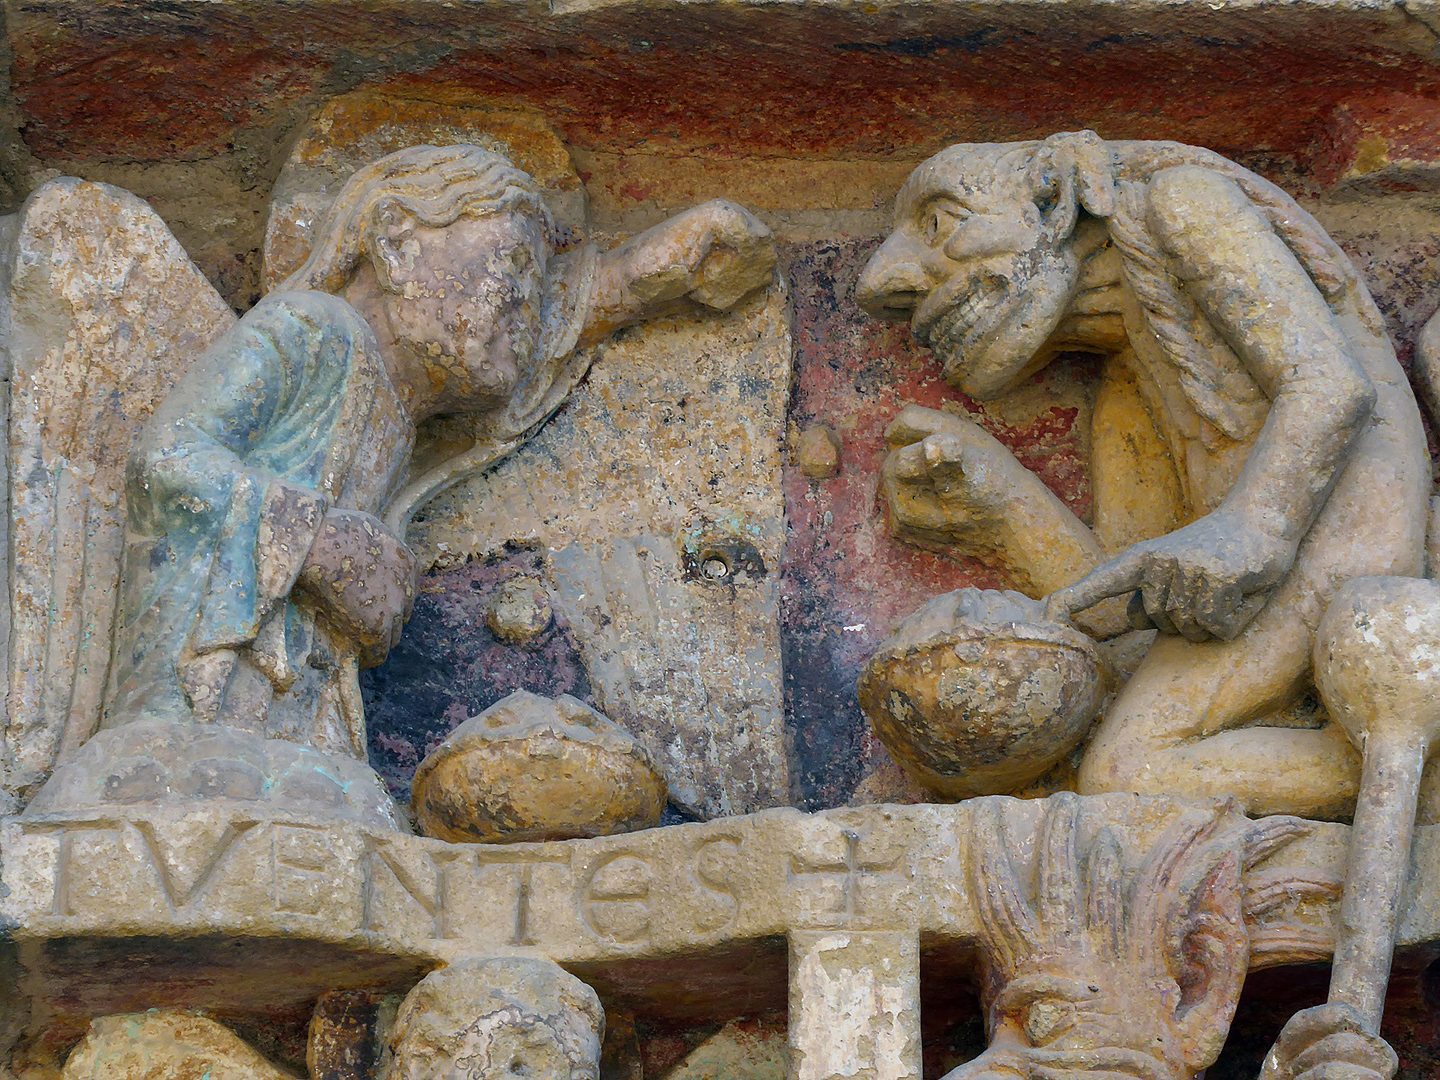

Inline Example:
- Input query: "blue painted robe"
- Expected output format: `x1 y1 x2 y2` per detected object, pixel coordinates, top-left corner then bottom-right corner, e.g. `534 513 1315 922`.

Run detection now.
105 290 413 755
101 246 595 758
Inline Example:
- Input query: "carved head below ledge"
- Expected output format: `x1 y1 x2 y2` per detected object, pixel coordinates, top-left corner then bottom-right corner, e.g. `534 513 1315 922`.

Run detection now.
387 957 604 1080
949 793 1334 1080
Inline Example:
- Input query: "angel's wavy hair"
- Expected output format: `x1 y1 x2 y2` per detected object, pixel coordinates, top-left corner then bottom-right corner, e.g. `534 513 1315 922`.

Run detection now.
279 143 556 296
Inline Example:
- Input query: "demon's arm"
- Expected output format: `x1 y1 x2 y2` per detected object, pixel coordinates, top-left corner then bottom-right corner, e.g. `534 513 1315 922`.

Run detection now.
1052 166 1375 642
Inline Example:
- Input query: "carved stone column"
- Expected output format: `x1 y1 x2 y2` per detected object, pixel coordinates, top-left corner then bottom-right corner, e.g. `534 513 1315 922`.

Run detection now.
787 930 920 1080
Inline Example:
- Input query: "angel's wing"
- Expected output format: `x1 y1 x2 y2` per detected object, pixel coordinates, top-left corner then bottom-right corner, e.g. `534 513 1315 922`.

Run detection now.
1420 308 1440 580
1 178 236 809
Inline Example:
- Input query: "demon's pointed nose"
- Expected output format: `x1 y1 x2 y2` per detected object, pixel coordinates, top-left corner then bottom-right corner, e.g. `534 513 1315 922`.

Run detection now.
855 232 933 322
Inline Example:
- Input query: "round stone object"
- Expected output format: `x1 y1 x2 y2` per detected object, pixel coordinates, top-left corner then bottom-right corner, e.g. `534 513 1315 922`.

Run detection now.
487 575 553 644
412 691 668 844
1314 575 1440 750
858 587 1110 800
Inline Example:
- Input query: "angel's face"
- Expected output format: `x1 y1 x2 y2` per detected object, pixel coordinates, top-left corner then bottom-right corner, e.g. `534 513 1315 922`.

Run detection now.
381 210 548 413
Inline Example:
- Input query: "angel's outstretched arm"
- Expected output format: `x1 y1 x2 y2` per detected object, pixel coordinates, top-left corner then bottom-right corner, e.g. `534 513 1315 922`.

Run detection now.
578 199 777 346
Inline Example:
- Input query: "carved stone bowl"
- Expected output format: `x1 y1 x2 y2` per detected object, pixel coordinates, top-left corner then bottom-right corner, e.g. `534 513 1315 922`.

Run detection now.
411 691 668 844
858 588 1110 799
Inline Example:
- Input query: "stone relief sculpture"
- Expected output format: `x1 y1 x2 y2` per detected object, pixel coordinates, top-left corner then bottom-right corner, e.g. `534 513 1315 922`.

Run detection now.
9 143 776 827
950 793 1353 1080
854 131 1432 821
257 92 797 824
854 131 1440 1080
410 691 667 843
60 957 603 1080
383 958 605 1080
2 91 1440 1080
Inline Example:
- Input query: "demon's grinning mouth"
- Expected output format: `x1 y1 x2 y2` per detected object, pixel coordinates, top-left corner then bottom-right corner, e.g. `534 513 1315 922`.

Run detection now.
918 280 1005 356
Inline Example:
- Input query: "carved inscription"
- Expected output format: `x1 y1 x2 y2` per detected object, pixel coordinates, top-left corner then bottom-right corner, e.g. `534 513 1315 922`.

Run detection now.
582 854 653 944
788 830 907 923
23 819 583 949
28 818 260 918
362 837 466 939
691 835 742 933
273 823 334 915
132 819 259 912
12 815 919 952
513 863 537 946
360 836 569 945
33 820 124 918
462 854 566 947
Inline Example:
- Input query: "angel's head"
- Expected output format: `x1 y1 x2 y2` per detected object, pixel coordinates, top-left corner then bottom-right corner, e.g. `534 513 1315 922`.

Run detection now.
386 957 604 1080
285 144 558 415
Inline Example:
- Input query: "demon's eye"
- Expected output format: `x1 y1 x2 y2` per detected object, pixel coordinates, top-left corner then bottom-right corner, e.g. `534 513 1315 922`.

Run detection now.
921 198 969 246
1020 998 1076 1047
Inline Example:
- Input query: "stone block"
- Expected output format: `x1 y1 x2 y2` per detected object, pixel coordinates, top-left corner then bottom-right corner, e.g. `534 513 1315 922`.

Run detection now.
412 282 793 820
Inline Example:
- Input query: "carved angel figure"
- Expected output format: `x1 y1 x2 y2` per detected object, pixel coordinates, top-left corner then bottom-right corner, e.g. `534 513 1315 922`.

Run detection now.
3 145 775 823
856 132 1431 820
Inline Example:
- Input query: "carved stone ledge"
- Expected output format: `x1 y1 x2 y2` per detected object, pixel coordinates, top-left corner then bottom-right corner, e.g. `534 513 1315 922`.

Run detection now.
5 797 1436 1027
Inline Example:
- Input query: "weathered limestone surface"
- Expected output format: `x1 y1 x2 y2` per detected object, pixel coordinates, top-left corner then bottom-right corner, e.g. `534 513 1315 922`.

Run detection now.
5 792 1438 1079
2 178 236 812
242 93 792 821
263 93 589 293
858 587 1110 799
383 958 605 1080
1312 578 1440 1034
855 134 1432 824
62 1012 298 1080
4 797 1432 1006
788 931 920 1080
411 691 666 844
2 3 1440 1077
5 0 1438 318
414 283 793 820
662 1020 787 1080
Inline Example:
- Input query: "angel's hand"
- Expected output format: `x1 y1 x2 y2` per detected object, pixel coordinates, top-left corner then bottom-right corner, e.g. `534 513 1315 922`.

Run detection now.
1048 508 1297 642
620 199 776 310
298 509 418 666
679 200 777 308
581 200 776 346
1258 1004 1397 1080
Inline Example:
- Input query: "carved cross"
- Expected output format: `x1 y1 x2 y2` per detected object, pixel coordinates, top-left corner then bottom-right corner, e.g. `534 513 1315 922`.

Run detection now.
788 829 906 918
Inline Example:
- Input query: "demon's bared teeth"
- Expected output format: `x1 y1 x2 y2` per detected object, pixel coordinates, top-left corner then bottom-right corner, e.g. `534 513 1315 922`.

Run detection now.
925 281 1003 350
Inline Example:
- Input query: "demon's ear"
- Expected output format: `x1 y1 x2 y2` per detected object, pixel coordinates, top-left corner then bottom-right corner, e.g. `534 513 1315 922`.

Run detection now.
1168 848 1250 1074
1029 130 1117 240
